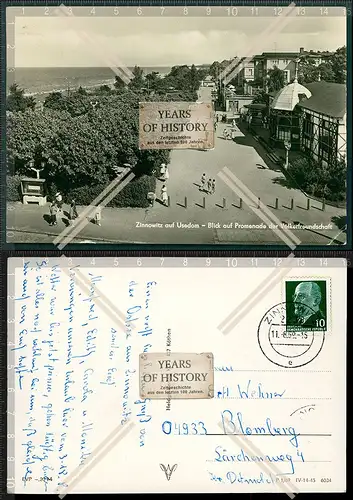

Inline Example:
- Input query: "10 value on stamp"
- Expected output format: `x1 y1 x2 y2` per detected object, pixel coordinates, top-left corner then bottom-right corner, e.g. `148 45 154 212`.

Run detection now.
139 352 214 399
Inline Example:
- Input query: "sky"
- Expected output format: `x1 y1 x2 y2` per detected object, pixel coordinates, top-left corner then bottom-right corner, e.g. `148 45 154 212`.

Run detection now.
9 7 347 68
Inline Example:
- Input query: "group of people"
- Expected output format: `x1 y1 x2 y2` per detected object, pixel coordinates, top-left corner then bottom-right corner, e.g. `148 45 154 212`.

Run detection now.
199 174 216 195
160 163 169 206
48 192 102 227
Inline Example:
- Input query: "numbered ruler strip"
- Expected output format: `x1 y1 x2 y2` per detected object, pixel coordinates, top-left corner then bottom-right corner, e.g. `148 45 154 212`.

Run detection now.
6 5 349 17
6 257 349 270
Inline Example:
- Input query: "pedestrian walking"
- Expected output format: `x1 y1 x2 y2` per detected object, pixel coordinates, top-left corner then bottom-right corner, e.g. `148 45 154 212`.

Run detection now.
207 178 212 194
161 184 168 206
49 201 58 226
69 199 78 225
94 205 102 226
214 121 217 131
164 166 169 182
147 191 156 207
160 163 166 178
55 191 63 210
211 179 216 194
200 173 206 191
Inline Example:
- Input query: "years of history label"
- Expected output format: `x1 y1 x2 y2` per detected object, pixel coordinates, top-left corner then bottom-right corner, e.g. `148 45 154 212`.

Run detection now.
139 101 214 150
139 352 214 399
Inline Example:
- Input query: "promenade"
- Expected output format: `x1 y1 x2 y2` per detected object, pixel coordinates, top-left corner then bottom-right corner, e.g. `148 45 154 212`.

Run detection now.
6 87 346 246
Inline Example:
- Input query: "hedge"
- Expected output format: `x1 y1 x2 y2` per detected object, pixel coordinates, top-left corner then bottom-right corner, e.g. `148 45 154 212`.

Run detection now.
7 175 22 202
287 156 346 202
64 174 156 208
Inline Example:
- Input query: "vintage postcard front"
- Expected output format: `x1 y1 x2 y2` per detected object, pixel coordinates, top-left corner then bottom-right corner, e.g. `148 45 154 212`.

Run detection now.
7 257 346 494
5 5 348 247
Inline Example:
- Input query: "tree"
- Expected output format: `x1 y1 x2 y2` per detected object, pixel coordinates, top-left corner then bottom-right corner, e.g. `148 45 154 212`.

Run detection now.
129 66 145 90
298 58 334 84
76 86 88 95
7 108 66 175
267 66 285 92
145 71 162 91
7 83 36 112
188 64 199 92
44 92 67 112
114 75 126 90
330 46 346 84
252 90 269 105
298 58 320 84
298 47 346 85
96 85 113 95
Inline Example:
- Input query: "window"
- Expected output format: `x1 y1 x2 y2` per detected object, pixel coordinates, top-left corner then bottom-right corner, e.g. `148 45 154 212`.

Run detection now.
319 117 336 162
272 60 279 66
283 70 290 83
303 113 314 136
277 128 291 141
248 69 253 75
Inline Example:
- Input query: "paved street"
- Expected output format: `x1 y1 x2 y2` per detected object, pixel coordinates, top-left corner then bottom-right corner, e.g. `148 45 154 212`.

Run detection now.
7 86 346 245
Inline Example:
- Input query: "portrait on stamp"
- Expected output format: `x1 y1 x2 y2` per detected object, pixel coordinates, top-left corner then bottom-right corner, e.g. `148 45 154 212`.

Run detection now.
285 280 327 330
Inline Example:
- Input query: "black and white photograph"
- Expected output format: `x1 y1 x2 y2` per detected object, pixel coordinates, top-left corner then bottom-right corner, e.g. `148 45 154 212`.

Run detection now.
5 5 348 246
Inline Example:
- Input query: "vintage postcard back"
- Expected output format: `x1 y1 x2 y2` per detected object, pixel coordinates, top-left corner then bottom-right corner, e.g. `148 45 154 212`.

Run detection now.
5 6 348 247
7 257 346 493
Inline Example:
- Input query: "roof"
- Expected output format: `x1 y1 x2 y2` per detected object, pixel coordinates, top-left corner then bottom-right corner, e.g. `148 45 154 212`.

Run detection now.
244 103 267 110
262 52 300 59
271 81 312 111
296 82 346 118
21 177 46 182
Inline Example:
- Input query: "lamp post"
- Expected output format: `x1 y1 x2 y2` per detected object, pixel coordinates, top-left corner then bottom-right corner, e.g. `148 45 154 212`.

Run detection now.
284 140 291 169
28 159 44 179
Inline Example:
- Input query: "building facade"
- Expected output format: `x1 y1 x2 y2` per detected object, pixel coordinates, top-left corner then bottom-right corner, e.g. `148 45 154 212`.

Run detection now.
269 80 346 167
253 48 331 90
297 82 346 166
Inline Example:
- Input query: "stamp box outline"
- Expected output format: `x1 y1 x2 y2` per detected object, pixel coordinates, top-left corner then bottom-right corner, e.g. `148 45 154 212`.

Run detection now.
257 301 326 369
281 276 332 333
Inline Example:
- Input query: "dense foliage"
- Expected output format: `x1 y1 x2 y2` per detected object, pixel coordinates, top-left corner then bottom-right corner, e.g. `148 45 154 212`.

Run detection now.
6 64 206 206
288 156 346 202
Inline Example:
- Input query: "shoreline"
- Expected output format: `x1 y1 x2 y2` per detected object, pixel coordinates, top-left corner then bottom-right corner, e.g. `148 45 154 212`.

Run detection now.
21 79 116 98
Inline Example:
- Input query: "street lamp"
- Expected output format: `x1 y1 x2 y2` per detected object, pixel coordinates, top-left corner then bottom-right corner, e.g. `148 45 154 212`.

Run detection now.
284 140 291 169
27 159 45 179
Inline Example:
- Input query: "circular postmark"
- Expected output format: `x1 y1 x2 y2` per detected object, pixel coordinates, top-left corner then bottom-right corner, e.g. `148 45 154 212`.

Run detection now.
257 302 325 368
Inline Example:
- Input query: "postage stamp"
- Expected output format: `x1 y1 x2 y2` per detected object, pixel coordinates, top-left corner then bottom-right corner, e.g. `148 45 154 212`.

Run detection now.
283 278 330 332
139 101 214 150
257 302 326 368
139 352 214 399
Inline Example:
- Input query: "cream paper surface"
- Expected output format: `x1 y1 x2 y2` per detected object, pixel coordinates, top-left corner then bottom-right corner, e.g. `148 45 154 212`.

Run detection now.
8 258 346 494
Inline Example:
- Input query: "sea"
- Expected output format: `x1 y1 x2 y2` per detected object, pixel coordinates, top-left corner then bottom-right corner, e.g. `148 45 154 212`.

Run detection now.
7 66 173 98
